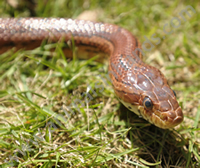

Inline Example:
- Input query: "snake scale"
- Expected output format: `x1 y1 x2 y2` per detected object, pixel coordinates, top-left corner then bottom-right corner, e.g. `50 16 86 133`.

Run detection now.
0 18 183 129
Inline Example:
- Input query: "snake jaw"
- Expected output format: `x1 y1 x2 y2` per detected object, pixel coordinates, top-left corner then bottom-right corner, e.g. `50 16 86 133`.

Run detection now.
133 104 183 129
148 107 183 129
118 97 183 129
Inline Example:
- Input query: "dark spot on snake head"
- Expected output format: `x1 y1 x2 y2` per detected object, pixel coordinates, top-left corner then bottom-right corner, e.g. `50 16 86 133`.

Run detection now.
172 90 176 97
128 106 132 110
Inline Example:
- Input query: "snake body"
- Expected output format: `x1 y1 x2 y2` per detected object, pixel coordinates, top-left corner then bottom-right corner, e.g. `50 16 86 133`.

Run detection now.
0 18 183 129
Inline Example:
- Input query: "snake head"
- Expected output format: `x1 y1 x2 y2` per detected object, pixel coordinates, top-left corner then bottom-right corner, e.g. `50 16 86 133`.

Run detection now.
112 64 184 129
138 81 184 129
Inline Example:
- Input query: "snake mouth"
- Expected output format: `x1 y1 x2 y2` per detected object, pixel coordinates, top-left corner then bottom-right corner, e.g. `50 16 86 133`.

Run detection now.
138 106 183 129
150 107 184 129
118 99 183 129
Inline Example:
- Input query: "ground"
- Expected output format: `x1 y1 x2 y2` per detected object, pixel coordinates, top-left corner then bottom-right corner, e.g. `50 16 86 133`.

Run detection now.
0 0 199 167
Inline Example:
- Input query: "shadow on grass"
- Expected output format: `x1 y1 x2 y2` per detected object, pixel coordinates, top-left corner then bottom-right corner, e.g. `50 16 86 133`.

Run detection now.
117 104 193 167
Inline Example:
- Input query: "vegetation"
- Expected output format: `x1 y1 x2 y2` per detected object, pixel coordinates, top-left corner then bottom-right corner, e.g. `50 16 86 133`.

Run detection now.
0 0 199 167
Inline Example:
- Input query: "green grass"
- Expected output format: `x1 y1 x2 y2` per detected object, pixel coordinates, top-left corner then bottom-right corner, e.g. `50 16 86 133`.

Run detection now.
0 0 200 167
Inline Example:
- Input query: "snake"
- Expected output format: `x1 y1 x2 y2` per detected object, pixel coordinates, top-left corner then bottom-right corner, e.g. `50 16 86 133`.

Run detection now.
0 18 183 129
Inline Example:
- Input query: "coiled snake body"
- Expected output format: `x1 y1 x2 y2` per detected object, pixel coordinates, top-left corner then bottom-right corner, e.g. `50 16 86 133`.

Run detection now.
0 18 183 129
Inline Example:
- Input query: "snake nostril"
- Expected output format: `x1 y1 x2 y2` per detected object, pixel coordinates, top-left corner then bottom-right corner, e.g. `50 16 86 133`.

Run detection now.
168 111 176 119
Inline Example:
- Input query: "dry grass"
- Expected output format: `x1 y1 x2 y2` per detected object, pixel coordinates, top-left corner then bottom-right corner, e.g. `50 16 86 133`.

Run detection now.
0 0 199 167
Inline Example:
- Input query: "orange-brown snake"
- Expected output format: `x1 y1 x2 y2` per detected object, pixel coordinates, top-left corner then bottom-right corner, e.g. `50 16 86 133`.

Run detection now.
0 18 183 129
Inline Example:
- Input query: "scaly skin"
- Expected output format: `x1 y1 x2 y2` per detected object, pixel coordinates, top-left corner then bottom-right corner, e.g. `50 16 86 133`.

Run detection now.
0 18 183 128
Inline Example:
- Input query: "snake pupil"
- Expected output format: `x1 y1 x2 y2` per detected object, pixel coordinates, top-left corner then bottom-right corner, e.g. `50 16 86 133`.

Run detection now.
143 97 153 110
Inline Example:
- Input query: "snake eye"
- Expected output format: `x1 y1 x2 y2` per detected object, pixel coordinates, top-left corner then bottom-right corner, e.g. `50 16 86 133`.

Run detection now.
143 97 153 110
173 90 176 97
